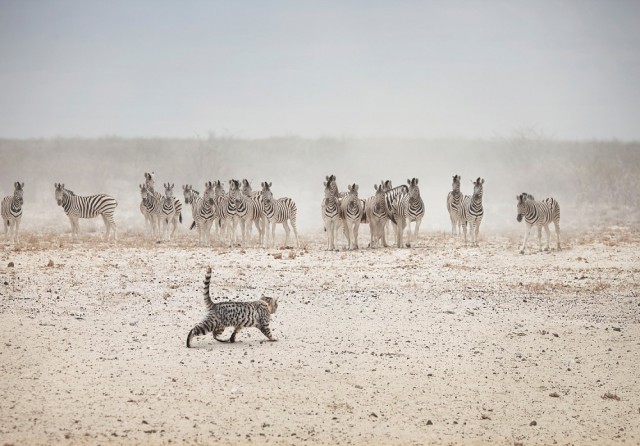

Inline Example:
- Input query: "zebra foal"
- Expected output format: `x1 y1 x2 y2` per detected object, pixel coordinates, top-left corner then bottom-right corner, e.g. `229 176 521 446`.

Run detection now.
459 177 484 247
2 181 24 243
55 183 117 242
446 175 463 236
516 193 561 254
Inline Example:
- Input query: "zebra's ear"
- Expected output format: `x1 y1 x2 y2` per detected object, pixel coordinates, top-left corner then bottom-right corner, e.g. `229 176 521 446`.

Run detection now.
407 178 411 185
414 178 418 185
481 178 484 184
269 182 272 187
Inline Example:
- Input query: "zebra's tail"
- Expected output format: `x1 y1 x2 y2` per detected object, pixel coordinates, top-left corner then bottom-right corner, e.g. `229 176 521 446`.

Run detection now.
190 221 196 230
179 212 183 224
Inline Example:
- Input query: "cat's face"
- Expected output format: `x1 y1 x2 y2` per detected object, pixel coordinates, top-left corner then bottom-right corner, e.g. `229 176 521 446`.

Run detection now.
261 296 279 314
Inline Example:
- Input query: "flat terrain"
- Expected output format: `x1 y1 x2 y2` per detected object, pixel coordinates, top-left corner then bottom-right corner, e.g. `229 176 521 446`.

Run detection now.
1 227 639 445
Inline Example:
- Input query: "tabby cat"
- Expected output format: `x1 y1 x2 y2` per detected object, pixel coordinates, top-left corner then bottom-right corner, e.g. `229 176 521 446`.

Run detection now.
186 267 279 347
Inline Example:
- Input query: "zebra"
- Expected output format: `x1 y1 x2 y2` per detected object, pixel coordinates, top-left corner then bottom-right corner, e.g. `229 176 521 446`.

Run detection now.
340 183 364 250
241 178 266 244
384 183 409 246
55 183 117 242
229 179 264 247
389 178 424 248
446 175 463 236
197 181 219 246
2 181 24 243
364 182 388 248
382 180 393 241
459 177 484 247
213 180 237 245
139 184 163 241
516 193 561 254
143 172 164 237
321 179 341 250
161 183 182 241
260 181 300 248
183 184 202 231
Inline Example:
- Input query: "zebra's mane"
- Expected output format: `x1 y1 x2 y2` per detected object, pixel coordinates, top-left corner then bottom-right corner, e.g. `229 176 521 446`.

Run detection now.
65 188 75 196
193 190 200 196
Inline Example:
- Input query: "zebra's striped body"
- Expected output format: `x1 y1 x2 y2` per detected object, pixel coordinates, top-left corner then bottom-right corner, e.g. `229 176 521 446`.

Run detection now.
186 267 279 347
447 175 463 236
213 181 237 245
321 180 341 250
516 193 561 254
2 181 24 243
260 182 300 248
459 177 484 246
340 183 364 250
161 183 182 240
382 180 393 241
228 179 263 247
241 179 266 245
143 172 164 237
183 184 203 231
365 182 388 248
55 183 117 242
389 178 424 248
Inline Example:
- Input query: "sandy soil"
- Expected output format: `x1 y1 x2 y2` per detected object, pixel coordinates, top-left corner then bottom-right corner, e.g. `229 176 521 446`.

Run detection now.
1 226 639 445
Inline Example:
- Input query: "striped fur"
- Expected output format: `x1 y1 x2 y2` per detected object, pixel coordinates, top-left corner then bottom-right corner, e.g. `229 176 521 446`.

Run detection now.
340 183 364 250
161 183 182 240
516 193 561 254
389 178 424 248
229 179 263 247
447 175 463 236
214 180 237 244
321 180 341 250
460 177 484 246
186 267 279 347
260 181 300 248
241 179 266 245
55 183 117 242
2 181 24 243
364 182 388 248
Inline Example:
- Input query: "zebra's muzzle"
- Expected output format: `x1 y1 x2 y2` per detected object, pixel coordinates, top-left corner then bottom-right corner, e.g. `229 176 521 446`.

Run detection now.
56 199 63 205
517 214 523 222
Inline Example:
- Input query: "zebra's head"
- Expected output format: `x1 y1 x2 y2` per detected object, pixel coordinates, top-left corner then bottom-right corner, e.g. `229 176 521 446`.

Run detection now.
260 295 279 314
326 175 339 197
54 183 66 205
472 177 484 198
516 192 532 222
347 183 359 197
407 178 420 197
452 175 461 192
261 182 273 203
203 181 216 205
13 181 24 206
164 183 174 200
183 184 193 204
374 182 386 200
241 179 253 196
214 180 225 197
324 181 335 199
228 179 241 200
139 184 151 201
144 172 156 191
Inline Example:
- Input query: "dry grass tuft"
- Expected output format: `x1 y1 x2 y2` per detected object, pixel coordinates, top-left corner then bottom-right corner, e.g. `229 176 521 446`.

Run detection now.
601 392 621 401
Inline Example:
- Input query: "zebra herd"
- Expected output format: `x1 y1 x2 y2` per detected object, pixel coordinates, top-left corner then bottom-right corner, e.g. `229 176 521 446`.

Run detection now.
152 173 299 248
1 176 561 254
321 175 425 249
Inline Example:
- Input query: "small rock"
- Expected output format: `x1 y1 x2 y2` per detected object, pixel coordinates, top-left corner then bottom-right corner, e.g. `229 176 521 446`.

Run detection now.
530 420 537 426
8 262 14 267
549 392 560 398
47 259 54 267
370 412 378 418
553 333 559 337
426 420 433 425
612 327 621 332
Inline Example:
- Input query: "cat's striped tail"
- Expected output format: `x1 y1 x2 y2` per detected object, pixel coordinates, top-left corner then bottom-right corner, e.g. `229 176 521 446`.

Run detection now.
203 266 214 311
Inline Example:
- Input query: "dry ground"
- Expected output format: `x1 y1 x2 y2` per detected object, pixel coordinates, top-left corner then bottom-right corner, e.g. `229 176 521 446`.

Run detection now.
1 226 639 445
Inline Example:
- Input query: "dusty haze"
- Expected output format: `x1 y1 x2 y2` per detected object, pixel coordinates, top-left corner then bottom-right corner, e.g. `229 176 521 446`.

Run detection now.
1 136 638 238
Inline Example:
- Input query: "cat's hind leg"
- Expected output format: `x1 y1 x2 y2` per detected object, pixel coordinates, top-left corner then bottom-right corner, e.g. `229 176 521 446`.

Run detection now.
259 324 277 341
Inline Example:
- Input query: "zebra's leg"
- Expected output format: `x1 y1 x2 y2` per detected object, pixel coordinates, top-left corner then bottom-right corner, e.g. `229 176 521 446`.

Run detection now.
281 220 291 248
343 221 351 249
102 214 112 242
450 213 457 237
270 220 277 248
171 216 178 239
290 217 300 249
14 218 21 243
3 218 9 241
544 224 551 251
537 225 543 252
474 221 481 247
352 221 360 250
554 220 561 250
520 223 532 254
259 324 277 341
462 221 468 246
414 217 422 246
69 216 79 240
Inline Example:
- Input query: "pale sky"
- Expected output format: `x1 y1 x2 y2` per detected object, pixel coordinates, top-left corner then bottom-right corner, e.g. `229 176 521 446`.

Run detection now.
1 0 639 140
